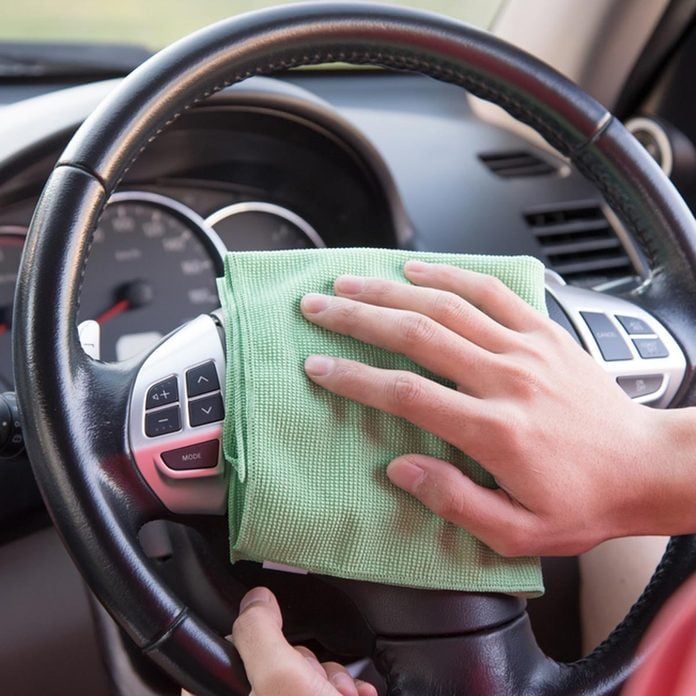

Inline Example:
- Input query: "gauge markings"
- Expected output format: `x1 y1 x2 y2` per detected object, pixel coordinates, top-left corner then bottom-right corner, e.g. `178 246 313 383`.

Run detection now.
77 192 222 362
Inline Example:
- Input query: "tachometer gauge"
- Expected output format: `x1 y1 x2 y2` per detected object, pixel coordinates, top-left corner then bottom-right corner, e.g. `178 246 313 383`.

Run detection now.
76 192 225 362
206 201 325 250
0 227 26 389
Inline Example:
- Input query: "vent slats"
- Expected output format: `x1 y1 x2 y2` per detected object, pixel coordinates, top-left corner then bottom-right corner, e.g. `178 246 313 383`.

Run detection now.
541 237 622 256
479 151 557 178
525 203 635 286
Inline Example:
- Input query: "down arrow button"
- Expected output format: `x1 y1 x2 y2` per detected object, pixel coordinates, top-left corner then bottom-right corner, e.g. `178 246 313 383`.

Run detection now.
188 392 225 427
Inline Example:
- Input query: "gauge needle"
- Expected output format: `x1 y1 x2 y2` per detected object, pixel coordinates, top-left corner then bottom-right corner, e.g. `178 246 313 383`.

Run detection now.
95 299 131 325
0 324 7 336
93 280 155 325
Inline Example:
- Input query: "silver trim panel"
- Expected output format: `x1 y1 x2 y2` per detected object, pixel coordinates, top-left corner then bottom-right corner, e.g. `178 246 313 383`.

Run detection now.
206 200 326 249
546 271 686 407
129 314 228 515
108 191 227 271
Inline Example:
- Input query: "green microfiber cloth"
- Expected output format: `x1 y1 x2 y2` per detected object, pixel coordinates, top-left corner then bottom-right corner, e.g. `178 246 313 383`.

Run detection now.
217 248 545 595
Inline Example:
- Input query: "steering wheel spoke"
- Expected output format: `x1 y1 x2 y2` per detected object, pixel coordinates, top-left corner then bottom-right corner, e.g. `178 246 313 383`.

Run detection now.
129 311 228 516
546 271 687 407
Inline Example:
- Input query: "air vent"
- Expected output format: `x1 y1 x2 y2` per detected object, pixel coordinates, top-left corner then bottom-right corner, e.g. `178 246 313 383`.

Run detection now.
479 151 557 178
525 203 635 287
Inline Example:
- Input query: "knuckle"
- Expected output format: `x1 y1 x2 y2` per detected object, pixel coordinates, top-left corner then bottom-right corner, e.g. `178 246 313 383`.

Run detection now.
388 373 424 411
432 487 467 523
231 605 266 641
432 291 468 325
400 313 437 347
518 338 547 364
491 532 529 558
333 300 362 328
476 275 506 304
505 362 542 398
365 277 391 298
332 359 360 385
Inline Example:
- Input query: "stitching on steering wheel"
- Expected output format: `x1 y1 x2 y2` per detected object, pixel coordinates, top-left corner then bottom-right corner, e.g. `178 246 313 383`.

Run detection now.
568 537 679 673
573 151 662 275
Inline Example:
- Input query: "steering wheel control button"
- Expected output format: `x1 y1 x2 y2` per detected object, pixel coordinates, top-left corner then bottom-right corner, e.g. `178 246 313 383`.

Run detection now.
616 375 663 399
633 337 669 359
186 361 220 397
615 315 653 335
188 392 224 427
161 439 219 471
146 376 179 410
145 405 181 437
580 312 632 361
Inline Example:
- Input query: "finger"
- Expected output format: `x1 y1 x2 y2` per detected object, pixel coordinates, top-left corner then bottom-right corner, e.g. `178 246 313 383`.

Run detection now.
404 261 544 333
301 293 497 394
232 587 316 694
355 679 379 696
295 646 328 679
304 355 485 451
387 454 540 557
323 662 359 696
333 274 516 353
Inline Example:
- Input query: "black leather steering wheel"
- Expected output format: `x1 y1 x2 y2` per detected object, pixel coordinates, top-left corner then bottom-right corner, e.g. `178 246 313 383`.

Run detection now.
14 3 696 695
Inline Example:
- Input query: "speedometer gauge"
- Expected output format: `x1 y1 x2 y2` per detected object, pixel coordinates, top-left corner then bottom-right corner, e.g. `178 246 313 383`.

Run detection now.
206 201 325 250
77 192 225 362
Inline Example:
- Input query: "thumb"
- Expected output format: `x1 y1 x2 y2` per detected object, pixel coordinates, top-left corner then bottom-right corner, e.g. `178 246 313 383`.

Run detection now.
232 587 322 695
386 454 537 557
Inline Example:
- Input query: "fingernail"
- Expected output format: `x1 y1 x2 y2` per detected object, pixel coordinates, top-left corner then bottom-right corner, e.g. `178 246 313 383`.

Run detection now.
334 275 365 295
404 260 429 273
305 355 335 377
356 681 378 696
331 672 356 690
301 293 330 313
239 587 272 613
387 459 426 492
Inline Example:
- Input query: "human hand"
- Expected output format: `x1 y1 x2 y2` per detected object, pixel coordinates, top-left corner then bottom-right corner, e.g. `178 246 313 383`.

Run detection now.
300 260 690 556
231 587 378 696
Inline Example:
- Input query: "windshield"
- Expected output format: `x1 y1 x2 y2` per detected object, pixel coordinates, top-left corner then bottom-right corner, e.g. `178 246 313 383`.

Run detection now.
1 1 505 49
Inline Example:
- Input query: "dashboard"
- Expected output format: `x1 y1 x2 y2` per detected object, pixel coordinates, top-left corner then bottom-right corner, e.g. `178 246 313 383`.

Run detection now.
0 71 648 380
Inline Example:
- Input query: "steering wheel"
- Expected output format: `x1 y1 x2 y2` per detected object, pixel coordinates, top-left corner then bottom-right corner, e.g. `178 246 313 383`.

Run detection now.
14 3 696 695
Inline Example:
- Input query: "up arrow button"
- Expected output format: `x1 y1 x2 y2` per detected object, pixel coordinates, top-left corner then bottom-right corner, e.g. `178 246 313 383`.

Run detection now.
186 360 220 397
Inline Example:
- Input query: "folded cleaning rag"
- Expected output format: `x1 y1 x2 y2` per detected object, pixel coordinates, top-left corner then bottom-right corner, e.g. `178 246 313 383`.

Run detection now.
217 248 545 595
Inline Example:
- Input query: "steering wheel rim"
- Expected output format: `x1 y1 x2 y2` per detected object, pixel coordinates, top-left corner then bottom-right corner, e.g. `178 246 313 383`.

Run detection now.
13 3 696 694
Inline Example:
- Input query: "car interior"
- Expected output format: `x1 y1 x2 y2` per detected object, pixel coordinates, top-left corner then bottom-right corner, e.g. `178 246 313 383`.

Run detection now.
1 0 695 694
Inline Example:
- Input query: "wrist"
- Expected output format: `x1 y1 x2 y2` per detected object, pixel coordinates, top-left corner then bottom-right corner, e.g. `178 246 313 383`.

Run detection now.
628 406 696 537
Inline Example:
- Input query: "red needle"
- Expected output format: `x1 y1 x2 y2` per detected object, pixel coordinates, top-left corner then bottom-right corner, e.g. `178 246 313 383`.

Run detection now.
0 324 7 336
95 299 131 325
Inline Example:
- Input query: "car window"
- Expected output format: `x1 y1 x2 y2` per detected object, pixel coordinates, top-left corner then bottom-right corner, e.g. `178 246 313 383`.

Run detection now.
0 0 505 49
